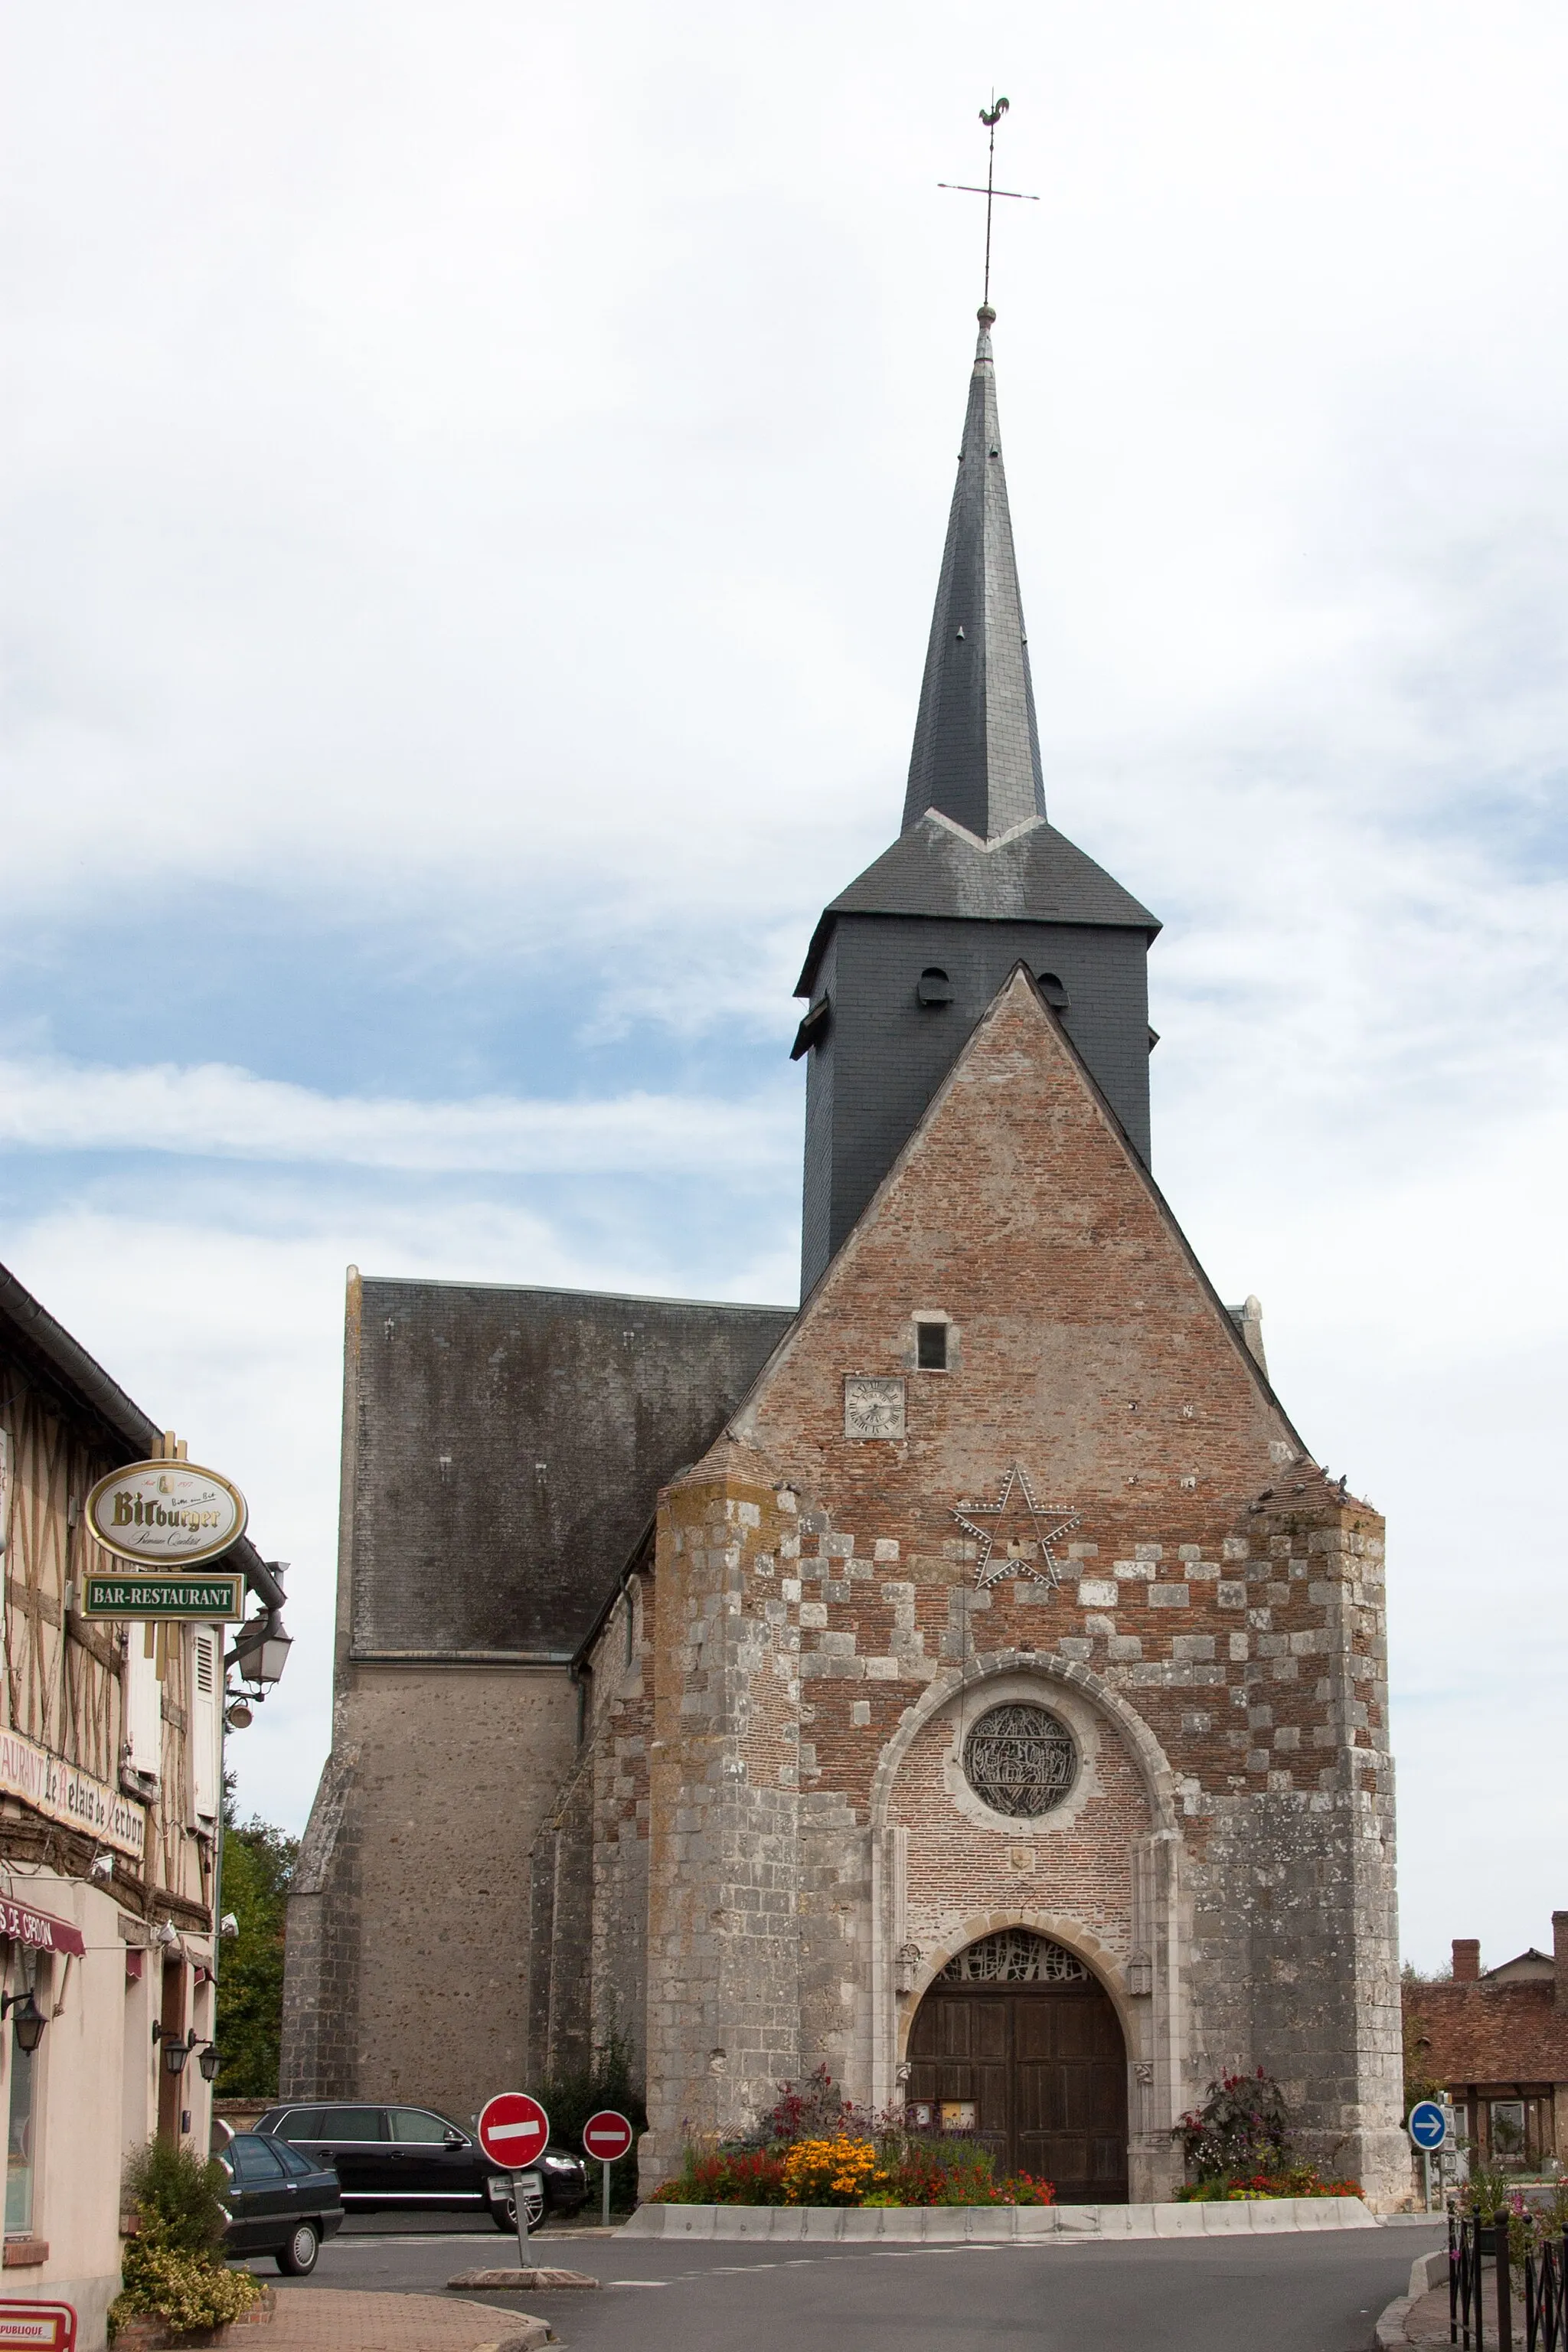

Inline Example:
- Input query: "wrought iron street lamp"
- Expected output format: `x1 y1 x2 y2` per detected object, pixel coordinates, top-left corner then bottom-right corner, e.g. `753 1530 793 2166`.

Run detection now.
2 1991 45 2053
227 1609 292 1690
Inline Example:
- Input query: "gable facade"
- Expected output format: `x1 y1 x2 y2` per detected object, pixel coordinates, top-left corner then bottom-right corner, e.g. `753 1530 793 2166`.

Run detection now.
562 974 1403 2204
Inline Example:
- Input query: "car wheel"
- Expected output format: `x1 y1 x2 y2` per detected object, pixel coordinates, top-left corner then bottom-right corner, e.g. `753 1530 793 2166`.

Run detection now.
492 2184 546 2234
276 2220 321 2276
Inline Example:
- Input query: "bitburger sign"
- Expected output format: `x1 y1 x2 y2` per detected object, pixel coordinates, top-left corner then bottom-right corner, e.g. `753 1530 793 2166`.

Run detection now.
83 1459 247 1567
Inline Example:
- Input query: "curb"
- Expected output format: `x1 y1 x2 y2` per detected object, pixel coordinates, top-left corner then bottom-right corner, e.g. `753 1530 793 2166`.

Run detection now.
447 2269 599 2291
472 2328 555 2352
622 2196 1379 2244
1374 2249 1448 2348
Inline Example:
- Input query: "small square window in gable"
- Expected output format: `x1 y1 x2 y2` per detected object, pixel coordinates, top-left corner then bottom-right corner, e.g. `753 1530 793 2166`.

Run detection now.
916 1320 949 1371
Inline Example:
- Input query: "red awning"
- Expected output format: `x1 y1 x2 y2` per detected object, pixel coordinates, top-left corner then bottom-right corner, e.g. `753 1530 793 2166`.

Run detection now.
0 1893 87 1958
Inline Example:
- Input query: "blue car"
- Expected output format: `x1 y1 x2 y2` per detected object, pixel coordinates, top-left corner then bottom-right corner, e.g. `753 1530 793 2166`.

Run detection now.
217 2130 345 2275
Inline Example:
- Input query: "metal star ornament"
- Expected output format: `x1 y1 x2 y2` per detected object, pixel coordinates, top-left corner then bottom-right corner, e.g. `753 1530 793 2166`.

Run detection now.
952 1465 1081 1592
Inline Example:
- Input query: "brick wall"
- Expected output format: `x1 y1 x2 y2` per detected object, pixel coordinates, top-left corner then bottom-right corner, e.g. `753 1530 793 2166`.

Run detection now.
608 971 1403 2205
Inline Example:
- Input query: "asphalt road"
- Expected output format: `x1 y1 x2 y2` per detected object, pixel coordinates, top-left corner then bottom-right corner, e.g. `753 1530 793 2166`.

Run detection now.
253 2216 1446 2352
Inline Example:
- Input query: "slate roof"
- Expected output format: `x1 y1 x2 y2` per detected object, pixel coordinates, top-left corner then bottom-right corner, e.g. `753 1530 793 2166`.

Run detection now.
795 809 1158 997
903 309 1045 841
796 316 1158 1000
346 1277 795 1661
1403 1978 1568 2086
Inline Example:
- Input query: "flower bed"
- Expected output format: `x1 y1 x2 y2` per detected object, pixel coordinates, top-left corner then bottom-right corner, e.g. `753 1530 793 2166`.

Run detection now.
653 2132 1055 2211
1174 2169 1364 2202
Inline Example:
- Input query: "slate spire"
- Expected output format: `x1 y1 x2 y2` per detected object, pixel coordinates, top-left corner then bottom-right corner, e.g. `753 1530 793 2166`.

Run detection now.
902 306 1046 841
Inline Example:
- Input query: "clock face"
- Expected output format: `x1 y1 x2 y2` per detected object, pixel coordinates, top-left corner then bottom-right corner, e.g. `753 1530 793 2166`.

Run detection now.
844 1376 906 1440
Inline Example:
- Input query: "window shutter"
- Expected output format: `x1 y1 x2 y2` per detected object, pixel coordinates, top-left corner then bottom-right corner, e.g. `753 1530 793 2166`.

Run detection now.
122 1623 162 1783
190 1627 220 1822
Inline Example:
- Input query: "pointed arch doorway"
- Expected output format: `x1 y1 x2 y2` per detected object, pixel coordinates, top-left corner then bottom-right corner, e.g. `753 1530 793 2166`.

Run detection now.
904 1930 1129 2203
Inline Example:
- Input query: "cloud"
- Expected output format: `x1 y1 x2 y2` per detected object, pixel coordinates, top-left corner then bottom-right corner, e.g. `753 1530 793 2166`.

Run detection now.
4 0 1567 1974
0 1055 799 1175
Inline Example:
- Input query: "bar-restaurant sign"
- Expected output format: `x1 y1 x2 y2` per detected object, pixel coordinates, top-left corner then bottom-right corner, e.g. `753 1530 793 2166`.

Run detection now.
84 1459 247 1567
80 1573 244 1622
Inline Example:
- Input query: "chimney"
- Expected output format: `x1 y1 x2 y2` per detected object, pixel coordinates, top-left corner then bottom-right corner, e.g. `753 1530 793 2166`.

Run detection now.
1453 1939 1481 1983
1553 1913 1568 2013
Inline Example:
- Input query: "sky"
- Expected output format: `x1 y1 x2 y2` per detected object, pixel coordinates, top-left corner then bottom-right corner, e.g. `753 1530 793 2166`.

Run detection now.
3 0 1565 1975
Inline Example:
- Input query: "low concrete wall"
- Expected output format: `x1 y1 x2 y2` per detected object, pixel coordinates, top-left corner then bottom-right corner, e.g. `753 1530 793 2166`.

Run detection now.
622 2197 1377 2243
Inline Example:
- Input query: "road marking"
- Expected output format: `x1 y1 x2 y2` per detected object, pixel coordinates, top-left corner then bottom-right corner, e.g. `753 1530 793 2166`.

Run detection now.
606 2280 670 2288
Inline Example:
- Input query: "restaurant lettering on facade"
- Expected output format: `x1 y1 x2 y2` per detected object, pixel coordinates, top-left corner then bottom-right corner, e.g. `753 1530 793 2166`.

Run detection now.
0 1891 87 1958
0 1726 145 1859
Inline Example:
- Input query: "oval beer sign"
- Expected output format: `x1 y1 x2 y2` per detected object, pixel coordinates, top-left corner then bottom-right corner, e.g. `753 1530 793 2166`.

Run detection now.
84 1461 247 1566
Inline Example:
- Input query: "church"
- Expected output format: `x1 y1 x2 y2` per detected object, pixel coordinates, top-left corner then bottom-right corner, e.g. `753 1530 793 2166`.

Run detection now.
281 302 1404 2207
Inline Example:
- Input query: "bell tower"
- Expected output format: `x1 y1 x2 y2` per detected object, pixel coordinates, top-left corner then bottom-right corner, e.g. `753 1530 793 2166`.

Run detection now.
794 309 1161 1298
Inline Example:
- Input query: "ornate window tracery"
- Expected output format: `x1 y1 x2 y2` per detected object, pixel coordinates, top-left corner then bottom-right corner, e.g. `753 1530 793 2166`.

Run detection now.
938 1930 1089 1984
962 1702 1076 1816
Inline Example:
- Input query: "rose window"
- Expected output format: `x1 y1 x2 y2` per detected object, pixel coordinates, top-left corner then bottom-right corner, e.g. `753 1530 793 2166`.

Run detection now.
962 1702 1076 1817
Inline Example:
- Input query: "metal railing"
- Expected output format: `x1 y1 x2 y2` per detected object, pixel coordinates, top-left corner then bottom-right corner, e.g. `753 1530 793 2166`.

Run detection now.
1450 2213 1568 2352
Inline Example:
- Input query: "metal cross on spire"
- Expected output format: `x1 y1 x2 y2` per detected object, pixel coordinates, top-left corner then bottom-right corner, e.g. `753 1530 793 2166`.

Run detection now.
938 95 1039 311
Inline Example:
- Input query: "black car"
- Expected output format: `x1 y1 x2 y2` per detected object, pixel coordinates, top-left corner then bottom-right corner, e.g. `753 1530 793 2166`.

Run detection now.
251 2102 586 2232
218 2131 344 2275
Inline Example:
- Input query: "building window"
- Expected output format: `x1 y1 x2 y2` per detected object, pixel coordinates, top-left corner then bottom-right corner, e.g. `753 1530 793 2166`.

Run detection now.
5 1965 42 2233
962 1704 1077 1818
916 969 955 1007
939 1930 1088 1984
1489 2100 1527 2162
1036 972 1070 1011
916 1320 948 1371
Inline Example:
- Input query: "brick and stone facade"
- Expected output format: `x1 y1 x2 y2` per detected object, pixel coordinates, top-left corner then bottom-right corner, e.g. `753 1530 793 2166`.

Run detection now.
553 973 1403 2205
283 303 1404 2208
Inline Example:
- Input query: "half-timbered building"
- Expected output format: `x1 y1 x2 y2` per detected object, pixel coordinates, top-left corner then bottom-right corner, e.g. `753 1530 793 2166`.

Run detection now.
0 1263 283 2345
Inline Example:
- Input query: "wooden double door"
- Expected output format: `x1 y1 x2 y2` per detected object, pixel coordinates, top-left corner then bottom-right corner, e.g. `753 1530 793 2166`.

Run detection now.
905 1975 1129 2203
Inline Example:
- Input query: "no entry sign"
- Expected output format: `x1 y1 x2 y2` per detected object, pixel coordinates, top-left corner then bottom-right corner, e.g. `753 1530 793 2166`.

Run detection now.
477 2091 550 2171
583 2109 634 2164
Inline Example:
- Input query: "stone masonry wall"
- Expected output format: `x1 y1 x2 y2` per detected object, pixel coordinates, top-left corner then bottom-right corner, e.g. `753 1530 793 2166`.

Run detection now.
283 1664 576 2124
640 1471 805 2188
530 1571 655 2086
669 972 1403 2203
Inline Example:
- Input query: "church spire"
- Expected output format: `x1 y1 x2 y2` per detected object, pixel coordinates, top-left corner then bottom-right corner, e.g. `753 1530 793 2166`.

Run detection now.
901 308 1046 842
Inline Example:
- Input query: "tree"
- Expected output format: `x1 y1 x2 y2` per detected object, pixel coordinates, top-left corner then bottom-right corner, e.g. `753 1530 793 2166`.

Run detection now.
214 1780 299 2099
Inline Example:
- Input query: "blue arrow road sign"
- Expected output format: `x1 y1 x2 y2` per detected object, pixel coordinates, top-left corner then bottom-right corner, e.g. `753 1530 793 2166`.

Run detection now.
1409 2100 1449 2150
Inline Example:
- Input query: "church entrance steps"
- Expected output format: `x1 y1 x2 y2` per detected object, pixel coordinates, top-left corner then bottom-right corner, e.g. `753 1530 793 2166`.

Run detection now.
620 2197 1377 2243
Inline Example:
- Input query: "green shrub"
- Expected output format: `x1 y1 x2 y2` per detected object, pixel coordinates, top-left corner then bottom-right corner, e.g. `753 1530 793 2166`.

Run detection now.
538 2027 648 2210
110 2239 263 2341
119 2141 230 2255
109 2138 263 2342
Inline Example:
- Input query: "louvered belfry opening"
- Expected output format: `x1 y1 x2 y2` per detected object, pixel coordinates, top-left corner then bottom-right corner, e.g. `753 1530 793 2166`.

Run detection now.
904 1932 1129 2202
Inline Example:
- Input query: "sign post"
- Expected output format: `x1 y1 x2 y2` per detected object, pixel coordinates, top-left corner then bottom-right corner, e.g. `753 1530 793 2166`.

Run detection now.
477 2092 550 2267
583 2109 634 2226
1408 2099 1450 2210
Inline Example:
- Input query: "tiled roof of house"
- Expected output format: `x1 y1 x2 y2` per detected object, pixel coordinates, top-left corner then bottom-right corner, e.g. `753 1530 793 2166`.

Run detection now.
1404 1978 1568 2086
